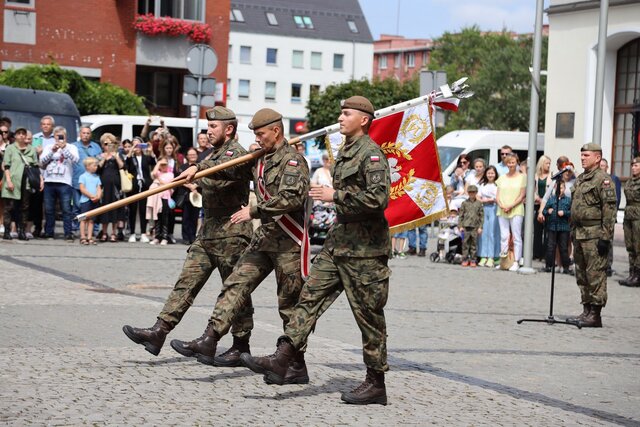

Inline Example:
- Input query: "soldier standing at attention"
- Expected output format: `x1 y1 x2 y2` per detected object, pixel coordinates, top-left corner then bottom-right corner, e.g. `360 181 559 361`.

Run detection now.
241 96 392 405
619 157 640 288
459 184 484 267
122 107 255 365
170 108 310 370
567 143 617 327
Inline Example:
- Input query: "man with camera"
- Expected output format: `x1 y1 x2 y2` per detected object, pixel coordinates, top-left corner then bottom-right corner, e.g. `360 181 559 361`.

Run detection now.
40 126 79 241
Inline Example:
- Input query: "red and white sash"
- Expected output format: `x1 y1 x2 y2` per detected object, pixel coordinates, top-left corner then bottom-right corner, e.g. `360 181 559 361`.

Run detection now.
257 158 311 279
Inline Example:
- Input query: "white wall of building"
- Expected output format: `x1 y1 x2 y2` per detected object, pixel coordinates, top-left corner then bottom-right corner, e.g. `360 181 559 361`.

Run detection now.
226 31 373 137
544 3 640 171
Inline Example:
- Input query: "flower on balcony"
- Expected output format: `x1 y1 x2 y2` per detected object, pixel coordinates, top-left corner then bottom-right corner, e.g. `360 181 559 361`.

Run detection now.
133 14 212 44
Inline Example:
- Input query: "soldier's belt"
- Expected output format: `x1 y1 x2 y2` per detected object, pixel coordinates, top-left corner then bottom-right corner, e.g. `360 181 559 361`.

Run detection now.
337 213 385 224
204 206 242 217
574 219 601 227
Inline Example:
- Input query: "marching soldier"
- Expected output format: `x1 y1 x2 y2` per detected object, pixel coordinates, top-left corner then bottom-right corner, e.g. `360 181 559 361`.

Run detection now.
619 157 640 288
241 96 392 405
169 108 310 371
122 106 255 365
568 143 617 327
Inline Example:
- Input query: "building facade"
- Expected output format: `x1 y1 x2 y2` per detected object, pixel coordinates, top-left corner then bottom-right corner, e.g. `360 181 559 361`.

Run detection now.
226 0 373 137
544 0 640 179
0 0 230 118
372 35 432 82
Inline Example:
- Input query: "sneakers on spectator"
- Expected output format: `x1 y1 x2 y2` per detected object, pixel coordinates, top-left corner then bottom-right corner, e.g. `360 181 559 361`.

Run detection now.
519 257 524 266
392 250 399 258
65 234 75 242
128 234 137 243
407 247 417 256
509 263 519 272
0 225 4 233
562 268 574 276
397 252 407 259
461 260 470 267
486 258 494 268
478 258 487 267
470 260 477 267
10 231 18 239
160 239 168 246
150 239 159 245
140 233 150 243
25 232 34 240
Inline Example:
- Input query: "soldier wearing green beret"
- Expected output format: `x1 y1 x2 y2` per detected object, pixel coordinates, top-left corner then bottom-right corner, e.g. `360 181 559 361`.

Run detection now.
242 95 392 405
169 108 310 373
122 106 255 364
459 185 484 267
619 157 640 288
567 143 617 327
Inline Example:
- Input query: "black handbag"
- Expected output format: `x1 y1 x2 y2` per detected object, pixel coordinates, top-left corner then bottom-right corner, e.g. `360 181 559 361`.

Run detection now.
18 151 41 193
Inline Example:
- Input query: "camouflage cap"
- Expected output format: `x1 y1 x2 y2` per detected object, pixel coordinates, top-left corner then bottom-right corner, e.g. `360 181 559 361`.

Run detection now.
14 127 27 134
580 142 602 152
249 108 282 130
205 106 236 121
467 184 478 193
340 96 375 115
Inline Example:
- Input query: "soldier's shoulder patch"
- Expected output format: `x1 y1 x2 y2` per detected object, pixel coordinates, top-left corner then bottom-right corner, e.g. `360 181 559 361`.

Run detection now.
370 155 380 162
603 179 610 187
283 172 299 186
367 169 385 185
288 159 299 167
225 150 234 157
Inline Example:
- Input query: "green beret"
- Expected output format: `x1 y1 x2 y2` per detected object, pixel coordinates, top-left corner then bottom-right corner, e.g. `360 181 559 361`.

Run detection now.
205 106 236 121
340 96 375 115
580 142 602 152
467 185 478 193
249 108 283 130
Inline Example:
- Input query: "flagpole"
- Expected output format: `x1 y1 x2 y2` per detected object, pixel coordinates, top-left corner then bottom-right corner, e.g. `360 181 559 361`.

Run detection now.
77 79 471 221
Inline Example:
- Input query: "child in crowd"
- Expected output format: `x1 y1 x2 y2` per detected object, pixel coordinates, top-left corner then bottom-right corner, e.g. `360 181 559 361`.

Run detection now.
477 165 501 267
543 181 572 274
392 231 408 259
78 157 102 245
147 158 174 245
459 185 484 267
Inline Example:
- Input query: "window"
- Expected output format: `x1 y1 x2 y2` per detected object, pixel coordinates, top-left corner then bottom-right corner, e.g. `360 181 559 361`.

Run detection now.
240 46 251 64
379 55 387 70
138 0 205 21
310 84 321 97
265 82 276 101
310 52 322 70
407 53 415 68
333 53 344 71
394 53 401 69
239 79 250 99
422 51 428 66
136 68 179 110
266 48 278 65
227 78 231 99
292 50 304 68
293 15 314 29
266 12 278 26
291 83 302 103
230 8 244 22
228 44 232 63
347 20 358 33
612 38 640 177
6 0 34 6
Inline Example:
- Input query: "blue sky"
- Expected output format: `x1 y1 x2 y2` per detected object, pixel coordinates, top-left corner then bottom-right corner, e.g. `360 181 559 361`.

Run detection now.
358 0 550 40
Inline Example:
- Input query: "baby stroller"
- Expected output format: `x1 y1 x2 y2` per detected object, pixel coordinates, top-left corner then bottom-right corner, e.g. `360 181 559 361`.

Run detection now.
430 217 463 263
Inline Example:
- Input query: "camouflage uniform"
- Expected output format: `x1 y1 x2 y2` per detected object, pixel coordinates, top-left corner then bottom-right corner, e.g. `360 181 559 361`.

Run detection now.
622 175 640 272
208 141 310 336
158 138 254 338
570 167 617 307
459 198 484 259
284 134 392 372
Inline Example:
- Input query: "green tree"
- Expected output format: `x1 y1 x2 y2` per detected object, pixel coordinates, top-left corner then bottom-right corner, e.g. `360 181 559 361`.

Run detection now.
0 63 147 116
306 77 419 146
430 26 547 133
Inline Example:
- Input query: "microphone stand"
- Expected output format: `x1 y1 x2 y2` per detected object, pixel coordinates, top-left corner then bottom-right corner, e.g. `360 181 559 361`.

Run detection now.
517 174 581 328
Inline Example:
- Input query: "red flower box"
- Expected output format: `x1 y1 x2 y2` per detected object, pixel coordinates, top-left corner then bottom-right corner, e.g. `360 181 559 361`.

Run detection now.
133 14 212 44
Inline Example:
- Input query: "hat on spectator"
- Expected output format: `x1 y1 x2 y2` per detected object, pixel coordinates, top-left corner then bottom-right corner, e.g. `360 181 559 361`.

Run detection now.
206 106 236 121
340 96 375 115
249 108 283 130
189 191 203 208
467 185 478 193
14 127 27 134
581 142 602 152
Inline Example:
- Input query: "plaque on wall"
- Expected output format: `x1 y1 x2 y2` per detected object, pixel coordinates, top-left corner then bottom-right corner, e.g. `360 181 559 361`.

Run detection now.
556 113 575 138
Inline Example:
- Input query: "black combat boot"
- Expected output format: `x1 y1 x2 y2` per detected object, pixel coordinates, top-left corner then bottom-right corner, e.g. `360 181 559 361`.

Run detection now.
240 336 295 385
213 335 250 367
170 323 219 365
567 304 591 324
341 368 387 405
18 226 28 241
579 304 602 328
3 230 12 240
264 350 309 385
122 318 173 356
621 267 640 287
618 266 635 286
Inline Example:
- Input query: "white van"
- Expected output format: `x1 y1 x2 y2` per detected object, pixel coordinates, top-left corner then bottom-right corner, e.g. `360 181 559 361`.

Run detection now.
81 115 254 152
437 130 545 184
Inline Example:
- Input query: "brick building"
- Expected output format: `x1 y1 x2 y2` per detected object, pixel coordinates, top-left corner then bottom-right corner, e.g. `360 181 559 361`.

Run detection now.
0 0 230 117
372 34 432 82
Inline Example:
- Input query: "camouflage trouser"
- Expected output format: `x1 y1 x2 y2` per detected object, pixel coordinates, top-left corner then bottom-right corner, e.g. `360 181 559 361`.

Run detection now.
158 236 254 338
210 250 303 337
462 227 478 259
623 219 640 270
285 249 391 372
574 238 608 307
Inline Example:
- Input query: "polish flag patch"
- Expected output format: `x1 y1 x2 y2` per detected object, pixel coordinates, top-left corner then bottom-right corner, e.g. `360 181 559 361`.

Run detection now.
225 150 234 157
288 160 298 166
370 155 380 162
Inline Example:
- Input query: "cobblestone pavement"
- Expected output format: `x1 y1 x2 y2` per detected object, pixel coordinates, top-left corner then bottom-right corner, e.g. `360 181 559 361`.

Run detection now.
0 226 639 426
